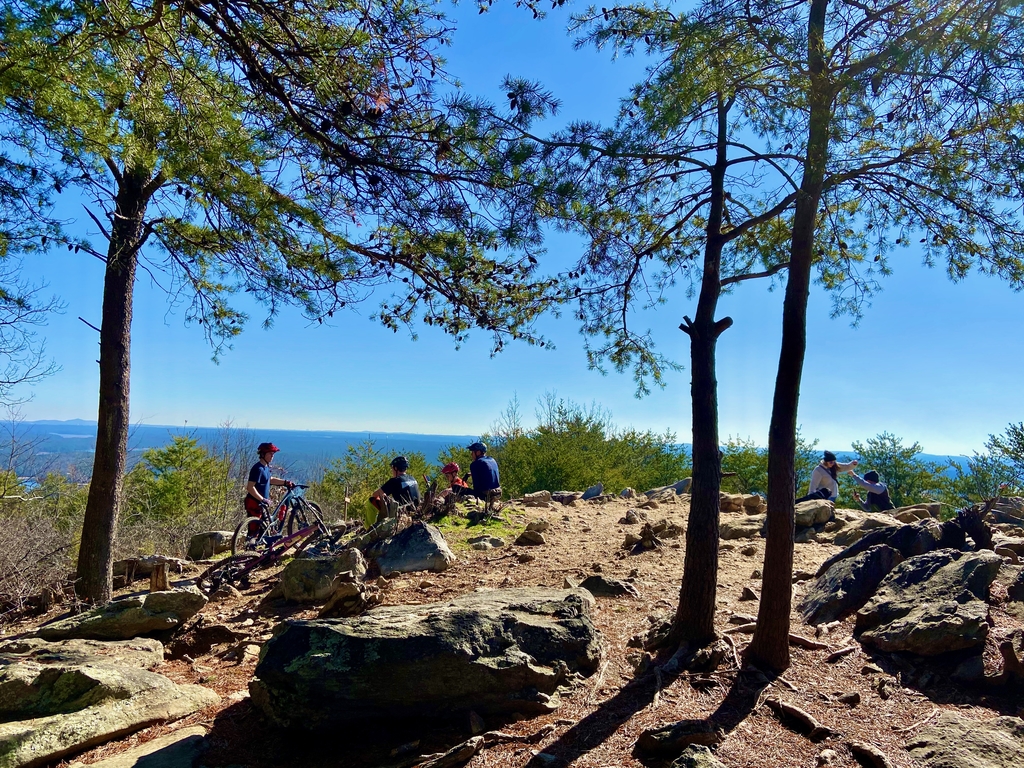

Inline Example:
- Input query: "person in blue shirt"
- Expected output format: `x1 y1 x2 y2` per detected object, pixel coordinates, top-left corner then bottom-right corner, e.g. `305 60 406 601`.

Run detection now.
463 441 500 500
244 442 294 533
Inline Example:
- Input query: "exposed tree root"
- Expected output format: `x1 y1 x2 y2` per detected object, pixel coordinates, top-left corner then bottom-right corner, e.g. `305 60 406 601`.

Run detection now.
763 697 836 741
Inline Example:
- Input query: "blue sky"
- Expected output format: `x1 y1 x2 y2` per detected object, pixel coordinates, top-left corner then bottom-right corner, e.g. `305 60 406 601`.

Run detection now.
11 5 1024 456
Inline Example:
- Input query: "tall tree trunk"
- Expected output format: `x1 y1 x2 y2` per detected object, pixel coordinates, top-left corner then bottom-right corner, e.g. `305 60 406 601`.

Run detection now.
747 0 832 672
76 167 152 604
672 96 732 646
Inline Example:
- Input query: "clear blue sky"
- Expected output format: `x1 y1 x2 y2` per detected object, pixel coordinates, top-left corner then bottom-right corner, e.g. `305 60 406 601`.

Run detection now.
11 5 1024 457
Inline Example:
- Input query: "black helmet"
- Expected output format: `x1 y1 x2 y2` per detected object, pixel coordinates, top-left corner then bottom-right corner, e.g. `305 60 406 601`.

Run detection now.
467 441 487 453
391 455 409 471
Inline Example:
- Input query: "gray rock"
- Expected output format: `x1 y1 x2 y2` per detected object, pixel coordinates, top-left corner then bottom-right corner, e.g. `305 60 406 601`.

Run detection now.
526 518 551 533
671 745 726 768
855 549 1002 655
374 523 455 575
250 588 602 730
36 588 207 641
66 726 208 768
467 535 505 551
0 637 164 670
523 490 552 506
0 663 218 768
113 557 188 581
581 483 604 501
799 545 902 625
950 654 986 684
905 711 1024 768
277 550 366 604
795 499 833 528
720 515 765 540
620 487 637 499
1008 568 1024 603
579 575 640 598
516 530 546 546
186 531 234 561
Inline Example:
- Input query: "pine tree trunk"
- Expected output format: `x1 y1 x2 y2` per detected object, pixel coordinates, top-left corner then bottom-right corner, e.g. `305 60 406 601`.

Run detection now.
672 97 731 646
76 168 152 604
747 0 832 672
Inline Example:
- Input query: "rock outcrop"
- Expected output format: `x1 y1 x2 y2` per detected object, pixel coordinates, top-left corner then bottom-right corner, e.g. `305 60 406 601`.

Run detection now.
855 549 1002 655
186 531 234 561
372 522 455 575
799 544 902 625
250 588 602 730
276 550 366 604
905 710 1024 768
35 588 208 641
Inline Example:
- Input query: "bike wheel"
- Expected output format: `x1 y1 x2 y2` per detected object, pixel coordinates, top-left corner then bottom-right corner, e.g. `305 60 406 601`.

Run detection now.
232 517 267 555
287 501 324 536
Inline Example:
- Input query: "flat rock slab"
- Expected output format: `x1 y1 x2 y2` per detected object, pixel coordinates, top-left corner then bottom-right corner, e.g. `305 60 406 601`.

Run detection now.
905 711 1024 768
374 522 455 575
35 588 207 641
250 587 603 730
855 549 1002 655
66 726 208 768
720 515 765 541
799 545 902 625
0 663 218 768
0 638 164 670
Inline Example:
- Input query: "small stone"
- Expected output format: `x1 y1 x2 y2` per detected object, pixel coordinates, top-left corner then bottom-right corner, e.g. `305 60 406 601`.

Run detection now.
592 563 603 573
740 545 757 557
419 579 437 589
210 584 242 603
582 526 593 532
469 710 486 734
750 569 762 580
817 748 838 766
838 691 860 706
739 587 759 602
526 518 551 533
792 570 815 583
517 553 536 564
861 663 883 675
563 576 579 589
728 613 756 625
515 530 546 546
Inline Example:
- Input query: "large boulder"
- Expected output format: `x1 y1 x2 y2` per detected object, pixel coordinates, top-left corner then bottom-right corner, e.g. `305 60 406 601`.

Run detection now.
35 588 207 641
186 531 234 561
0 637 163 670
373 522 455 576
250 588 603 730
855 549 1002 655
276 550 366 604
799 544 902 625
795 499 833 528
831 511 901 547
0 662 217 768
816 518 962 579
905 710 1024 768
720 515 765 541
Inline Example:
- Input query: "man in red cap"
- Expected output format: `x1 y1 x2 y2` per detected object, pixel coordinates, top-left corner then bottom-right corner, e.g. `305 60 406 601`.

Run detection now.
244 442 294 532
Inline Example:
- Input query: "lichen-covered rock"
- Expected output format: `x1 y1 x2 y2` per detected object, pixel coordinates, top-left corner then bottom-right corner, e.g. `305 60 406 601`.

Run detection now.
186 531 234 561
855 549 1002 655
799 544 902 625
0 638 163 670
373 522 455 575
795 499 833 527
35 588 207 641
250 588 602 729
277 550 366 604
905 711 1024 768
0 662 217 768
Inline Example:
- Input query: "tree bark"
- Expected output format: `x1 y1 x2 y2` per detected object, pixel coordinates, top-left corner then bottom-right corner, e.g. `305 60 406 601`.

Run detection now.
672 96 732 646
747 0 832 672
76 167 152 604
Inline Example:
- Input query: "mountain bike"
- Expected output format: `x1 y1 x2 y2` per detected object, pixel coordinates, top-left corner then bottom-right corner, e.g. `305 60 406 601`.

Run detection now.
231 484 327 555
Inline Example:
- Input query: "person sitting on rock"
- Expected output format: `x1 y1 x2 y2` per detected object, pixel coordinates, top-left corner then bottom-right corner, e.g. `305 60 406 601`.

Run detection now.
798 450 857 503
462 441 501 501
439 462 469 499
368 455 420 525
849 469 895 512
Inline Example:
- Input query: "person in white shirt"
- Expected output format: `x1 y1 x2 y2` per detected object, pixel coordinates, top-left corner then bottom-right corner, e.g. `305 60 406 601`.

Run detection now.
799 451 858 502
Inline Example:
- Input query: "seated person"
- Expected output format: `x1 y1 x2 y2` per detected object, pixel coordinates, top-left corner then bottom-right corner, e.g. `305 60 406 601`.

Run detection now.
440 462 469 498
797 451 857 503
461 441 500 500
368 455 421 524
849 469 895 512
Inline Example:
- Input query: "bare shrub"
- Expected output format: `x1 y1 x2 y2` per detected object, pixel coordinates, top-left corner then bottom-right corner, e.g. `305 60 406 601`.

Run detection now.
0 512 74 617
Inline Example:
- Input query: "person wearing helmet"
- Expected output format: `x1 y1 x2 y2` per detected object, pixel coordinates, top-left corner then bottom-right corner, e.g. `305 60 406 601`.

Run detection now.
245 443 294 531
440 461 469 498
463 441 500 500
848 469 895 512
368 455 421 524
